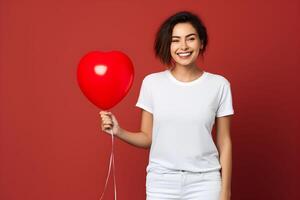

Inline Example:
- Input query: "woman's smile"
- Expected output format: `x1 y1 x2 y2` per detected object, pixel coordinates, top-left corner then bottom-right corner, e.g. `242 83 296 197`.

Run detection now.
177 51 193 59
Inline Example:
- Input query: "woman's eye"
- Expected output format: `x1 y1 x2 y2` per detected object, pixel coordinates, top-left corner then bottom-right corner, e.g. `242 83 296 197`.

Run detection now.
171 38 194 42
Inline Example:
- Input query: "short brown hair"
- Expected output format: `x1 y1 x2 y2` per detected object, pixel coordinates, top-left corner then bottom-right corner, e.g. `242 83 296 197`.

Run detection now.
154 11 208 67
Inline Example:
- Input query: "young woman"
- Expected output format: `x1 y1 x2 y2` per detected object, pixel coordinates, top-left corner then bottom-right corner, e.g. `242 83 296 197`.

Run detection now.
100 11 234 200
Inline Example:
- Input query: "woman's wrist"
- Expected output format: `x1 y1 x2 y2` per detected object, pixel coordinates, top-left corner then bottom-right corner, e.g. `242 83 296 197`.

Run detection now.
116 126 124 137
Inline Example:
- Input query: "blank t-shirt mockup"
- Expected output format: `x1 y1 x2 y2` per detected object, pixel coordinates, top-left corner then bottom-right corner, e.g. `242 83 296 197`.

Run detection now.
135 69 234 173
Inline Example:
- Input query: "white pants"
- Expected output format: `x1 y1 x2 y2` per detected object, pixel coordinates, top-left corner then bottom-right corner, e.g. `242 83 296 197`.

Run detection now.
146 170 222 200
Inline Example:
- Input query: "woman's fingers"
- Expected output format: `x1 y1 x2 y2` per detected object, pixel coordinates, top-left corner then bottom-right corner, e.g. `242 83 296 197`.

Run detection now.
101 121 112 129
99 111 114 131
103 125 112 131
99 111 112 119
99 111 120 135
104 121 113 126
100 112 113 121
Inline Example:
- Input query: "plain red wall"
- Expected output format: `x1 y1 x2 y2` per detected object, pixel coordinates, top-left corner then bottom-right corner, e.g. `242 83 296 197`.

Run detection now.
1 0 299 199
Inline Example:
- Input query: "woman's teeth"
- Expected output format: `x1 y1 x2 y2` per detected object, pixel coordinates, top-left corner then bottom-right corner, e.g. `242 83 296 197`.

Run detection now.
177 52 192 57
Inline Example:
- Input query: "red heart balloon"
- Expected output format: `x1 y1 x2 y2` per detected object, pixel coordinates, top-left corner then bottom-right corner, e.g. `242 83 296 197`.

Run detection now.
77 51 134 110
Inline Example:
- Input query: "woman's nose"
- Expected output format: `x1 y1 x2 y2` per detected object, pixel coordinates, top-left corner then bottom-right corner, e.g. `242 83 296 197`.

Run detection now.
180 41 189 50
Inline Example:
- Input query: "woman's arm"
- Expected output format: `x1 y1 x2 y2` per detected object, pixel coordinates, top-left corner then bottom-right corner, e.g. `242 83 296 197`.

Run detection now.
216 115 233 200
100 110 153 149
118 109 153 149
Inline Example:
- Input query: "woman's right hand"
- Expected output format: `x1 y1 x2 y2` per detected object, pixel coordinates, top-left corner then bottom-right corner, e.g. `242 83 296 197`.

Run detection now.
99 111 121 136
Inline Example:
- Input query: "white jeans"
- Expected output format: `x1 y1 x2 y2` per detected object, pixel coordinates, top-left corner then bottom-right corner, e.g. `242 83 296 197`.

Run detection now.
146 170 222 200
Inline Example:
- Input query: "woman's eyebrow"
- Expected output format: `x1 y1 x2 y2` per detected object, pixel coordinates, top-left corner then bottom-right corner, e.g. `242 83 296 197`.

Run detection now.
172 33 196 38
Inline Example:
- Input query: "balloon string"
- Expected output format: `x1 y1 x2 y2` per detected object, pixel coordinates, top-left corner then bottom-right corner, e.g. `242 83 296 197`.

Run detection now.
99 129 117 200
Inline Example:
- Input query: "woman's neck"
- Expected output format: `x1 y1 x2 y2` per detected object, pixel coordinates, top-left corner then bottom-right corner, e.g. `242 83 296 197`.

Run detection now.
169 65 204 82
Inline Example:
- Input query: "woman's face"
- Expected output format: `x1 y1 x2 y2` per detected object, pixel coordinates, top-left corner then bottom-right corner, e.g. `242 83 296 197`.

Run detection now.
170 22 203 67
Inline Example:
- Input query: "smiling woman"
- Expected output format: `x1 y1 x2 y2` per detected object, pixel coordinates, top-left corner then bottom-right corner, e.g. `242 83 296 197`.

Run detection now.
146 11 233 200
99 10 234 200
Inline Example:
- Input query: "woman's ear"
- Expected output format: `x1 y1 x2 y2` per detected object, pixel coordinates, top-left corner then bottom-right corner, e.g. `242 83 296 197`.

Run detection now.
200 40 204 50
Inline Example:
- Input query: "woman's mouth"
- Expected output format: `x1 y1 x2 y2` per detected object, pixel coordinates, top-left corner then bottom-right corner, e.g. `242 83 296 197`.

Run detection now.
177 51 192 59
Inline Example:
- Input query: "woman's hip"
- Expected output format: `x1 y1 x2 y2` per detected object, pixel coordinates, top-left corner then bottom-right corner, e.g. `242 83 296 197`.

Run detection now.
146 170 222 200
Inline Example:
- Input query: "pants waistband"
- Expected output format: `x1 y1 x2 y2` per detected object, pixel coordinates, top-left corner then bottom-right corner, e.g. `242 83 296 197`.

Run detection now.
178 170 202 173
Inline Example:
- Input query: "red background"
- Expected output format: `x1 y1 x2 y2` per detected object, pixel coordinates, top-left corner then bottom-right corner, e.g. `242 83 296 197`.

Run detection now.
1 0 299 199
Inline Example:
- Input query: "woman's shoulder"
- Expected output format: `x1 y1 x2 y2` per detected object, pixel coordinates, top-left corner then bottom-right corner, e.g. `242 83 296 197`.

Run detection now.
143 70 167 82
205 71 231 85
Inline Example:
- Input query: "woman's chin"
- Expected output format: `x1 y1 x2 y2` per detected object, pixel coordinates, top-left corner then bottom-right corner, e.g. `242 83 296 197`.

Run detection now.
175 59 197 67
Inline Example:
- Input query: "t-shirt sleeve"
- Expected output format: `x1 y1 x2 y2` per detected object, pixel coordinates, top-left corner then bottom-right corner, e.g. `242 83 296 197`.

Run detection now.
216 81 234 117
135 76 153 114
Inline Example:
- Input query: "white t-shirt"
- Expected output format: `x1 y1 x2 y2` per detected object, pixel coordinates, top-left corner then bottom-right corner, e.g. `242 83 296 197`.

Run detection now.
135 69 234 173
